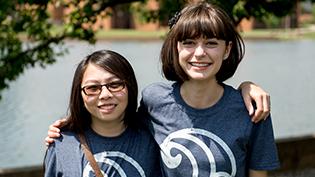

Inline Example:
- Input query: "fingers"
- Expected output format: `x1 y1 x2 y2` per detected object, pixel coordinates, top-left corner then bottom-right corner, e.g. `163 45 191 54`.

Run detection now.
49 123 60 133
45 119 66 146
48 120 62 138
45 136 55 147
239 81 271 123
45 130 60 146
262 93 271 120
50 118 66 133
251 93 270 123
53 118 66 128
59 118 67 126
48 128 61 138
45 125 60 146
243 94 254 116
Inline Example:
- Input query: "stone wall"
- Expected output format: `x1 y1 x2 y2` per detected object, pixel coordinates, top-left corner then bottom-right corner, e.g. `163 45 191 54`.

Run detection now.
270 135 315 176
0 166 43 177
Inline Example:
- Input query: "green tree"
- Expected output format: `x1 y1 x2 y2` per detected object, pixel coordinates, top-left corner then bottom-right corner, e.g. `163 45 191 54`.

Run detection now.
137 0 295 26
0 0 142 99
0 0 296 99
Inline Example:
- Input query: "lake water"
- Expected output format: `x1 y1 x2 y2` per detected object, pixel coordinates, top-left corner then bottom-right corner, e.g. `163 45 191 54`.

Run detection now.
0 39 314 168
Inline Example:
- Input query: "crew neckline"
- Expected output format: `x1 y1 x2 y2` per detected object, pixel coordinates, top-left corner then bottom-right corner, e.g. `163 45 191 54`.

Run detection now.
172 82 232 117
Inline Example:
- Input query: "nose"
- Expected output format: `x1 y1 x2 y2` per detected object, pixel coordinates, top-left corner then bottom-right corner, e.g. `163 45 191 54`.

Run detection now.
98 86 113 99
194 45 206 57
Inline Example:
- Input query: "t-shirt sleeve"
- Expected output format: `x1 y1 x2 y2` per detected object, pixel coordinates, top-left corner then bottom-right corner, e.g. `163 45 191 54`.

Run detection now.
137 99 153 131
44 144 59 177
247 116 280 170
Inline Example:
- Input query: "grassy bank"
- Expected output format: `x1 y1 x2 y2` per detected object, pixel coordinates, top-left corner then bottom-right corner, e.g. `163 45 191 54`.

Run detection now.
241 27 315 40
95 29 167 40
95 27 315 41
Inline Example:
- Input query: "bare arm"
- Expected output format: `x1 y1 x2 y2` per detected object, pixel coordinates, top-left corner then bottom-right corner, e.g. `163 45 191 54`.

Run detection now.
238 81 270 123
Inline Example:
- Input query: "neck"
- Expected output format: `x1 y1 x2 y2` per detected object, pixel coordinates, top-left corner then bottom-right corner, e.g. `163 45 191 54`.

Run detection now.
90 119 127 137
180 79 224 109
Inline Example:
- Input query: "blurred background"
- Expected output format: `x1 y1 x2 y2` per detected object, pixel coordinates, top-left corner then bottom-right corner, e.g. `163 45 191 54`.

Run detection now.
0 0 315 176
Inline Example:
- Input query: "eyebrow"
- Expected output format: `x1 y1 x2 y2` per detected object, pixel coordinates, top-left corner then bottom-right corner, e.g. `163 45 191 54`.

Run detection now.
82 76 121 84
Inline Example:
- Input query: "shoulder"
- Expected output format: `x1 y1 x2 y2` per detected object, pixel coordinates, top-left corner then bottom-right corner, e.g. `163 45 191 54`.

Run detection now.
52 131 80 150
220 84 253 122
141 82 174 105
142 82 172 96
45 131 83 176
223 84 246 108
45 131 79 168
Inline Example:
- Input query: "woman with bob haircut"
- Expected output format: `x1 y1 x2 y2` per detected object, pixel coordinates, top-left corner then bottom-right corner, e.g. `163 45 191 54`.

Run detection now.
139 2 279 177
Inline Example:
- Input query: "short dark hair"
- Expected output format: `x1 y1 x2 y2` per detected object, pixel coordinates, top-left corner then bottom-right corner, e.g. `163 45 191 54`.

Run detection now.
63 50 139 133
161 2 245 83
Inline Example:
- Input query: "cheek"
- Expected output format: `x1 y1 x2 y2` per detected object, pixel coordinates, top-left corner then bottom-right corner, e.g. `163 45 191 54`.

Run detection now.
208 49 224 60
177 43 186 57
117 90 129 106
120 91 129 112
178 49 191 62
81 94 96 109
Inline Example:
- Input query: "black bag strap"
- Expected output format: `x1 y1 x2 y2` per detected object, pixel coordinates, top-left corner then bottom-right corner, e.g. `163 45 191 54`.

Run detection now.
78 134 104 177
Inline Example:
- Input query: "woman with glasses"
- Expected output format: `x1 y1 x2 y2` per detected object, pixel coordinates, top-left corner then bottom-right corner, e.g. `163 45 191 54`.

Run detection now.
44 50 162 177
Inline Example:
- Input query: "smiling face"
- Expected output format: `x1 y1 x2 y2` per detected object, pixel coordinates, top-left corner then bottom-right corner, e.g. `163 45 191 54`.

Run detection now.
161 2 244 83
177 37 231 82
81 63 128 127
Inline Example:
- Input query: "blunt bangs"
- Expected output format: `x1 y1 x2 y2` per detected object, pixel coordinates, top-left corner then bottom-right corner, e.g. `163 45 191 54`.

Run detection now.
175 6 230 41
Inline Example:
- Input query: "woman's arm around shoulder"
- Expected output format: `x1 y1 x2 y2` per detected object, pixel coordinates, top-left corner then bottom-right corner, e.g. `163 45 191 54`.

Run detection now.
238 81 270 123
45 118 67 146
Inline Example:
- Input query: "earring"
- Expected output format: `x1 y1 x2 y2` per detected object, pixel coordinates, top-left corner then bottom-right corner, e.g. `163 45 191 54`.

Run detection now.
223 54 229 60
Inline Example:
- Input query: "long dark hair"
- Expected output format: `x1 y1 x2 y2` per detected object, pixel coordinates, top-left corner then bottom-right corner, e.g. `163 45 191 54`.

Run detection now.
63 50 139 133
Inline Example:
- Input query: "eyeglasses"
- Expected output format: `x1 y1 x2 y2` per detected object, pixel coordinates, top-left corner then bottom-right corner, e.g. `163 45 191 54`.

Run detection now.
81 81 126 96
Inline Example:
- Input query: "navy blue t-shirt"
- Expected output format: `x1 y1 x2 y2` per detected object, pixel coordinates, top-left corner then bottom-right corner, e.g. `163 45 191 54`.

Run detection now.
44 127 162 177
139 82 280 177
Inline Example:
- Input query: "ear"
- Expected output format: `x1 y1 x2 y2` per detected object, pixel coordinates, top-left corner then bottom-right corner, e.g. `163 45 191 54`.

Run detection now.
223 41 232 60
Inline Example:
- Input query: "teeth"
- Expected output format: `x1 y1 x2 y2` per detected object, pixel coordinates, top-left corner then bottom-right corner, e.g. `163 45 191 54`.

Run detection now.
99 104 115 109
190 63 210 67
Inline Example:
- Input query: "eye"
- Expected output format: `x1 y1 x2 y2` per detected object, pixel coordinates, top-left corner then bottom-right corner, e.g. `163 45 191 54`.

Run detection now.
107 81 125 92
205 40 218 47
181 39 196 47
108 82 123 88
85 85 101 92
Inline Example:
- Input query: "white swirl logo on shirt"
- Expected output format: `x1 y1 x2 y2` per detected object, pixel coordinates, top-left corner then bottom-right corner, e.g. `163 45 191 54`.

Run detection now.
82 151 146 177
160 128 236 177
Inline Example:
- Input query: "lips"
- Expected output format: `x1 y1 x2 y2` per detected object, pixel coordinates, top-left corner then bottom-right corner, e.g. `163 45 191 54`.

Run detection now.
189 62 212 67
98 104 117 113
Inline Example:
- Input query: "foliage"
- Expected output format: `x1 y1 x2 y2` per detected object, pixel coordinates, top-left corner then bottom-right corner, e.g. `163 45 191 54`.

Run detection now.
0 0 142 99
135 0 295 26
231 0 295 25
261 14 282 28
0 0 61 98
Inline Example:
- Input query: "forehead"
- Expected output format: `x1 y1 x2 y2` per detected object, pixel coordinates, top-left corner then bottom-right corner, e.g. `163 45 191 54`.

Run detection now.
177 22 226 41
82 63 117 82
175 9 229 41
